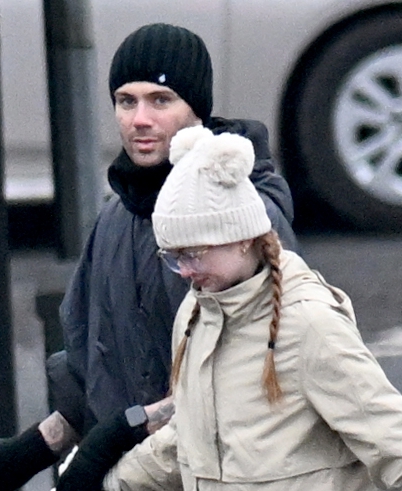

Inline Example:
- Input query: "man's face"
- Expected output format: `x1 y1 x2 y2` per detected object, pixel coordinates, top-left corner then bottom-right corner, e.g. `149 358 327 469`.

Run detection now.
114 81 202 167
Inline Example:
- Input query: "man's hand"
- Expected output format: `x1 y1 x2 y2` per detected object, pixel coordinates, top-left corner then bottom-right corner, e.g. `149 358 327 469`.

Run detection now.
39 411 80 455
55 396 174 491
144 395 175 434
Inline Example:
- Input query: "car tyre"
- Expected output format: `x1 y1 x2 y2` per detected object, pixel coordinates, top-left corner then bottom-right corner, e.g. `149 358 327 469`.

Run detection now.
285 9 402 232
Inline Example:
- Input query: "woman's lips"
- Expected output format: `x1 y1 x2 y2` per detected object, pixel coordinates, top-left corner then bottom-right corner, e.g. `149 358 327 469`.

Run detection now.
192 275 208 288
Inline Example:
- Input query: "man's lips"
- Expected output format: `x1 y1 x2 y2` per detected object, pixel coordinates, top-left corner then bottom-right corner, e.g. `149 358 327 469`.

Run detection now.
133 138 159 152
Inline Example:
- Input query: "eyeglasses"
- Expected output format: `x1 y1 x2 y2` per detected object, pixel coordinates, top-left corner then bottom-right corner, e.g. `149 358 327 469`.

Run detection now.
157 247 211 273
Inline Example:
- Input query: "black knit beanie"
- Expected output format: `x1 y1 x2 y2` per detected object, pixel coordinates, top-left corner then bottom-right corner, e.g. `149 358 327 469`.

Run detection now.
108 23 213 124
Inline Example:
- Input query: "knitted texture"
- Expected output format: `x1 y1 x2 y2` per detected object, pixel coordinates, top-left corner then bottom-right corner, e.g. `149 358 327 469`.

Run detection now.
152 126 272 249
109 23 213 123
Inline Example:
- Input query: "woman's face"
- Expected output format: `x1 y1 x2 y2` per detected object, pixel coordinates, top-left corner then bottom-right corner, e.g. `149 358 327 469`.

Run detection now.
160 241 259 292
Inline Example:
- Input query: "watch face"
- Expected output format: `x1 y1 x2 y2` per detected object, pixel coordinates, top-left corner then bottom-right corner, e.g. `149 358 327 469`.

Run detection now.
125 405 148 427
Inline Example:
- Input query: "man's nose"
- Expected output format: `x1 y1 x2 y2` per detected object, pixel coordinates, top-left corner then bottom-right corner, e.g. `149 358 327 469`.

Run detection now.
131 101 153 126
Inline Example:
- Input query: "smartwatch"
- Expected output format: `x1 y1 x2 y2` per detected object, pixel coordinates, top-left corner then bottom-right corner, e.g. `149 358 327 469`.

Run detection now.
124 405 148 428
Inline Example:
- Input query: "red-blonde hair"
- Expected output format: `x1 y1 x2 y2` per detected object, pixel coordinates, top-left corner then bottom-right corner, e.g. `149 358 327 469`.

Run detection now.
170 230 283 403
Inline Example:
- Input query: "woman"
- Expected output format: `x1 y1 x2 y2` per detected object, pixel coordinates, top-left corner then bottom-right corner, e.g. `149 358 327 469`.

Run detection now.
103 126 402 491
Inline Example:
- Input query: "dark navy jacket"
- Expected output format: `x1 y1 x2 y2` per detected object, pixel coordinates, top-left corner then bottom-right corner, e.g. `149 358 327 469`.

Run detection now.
52 118 298 431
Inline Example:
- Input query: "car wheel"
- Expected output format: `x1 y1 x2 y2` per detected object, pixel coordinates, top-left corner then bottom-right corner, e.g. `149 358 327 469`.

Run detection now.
286 9 402 232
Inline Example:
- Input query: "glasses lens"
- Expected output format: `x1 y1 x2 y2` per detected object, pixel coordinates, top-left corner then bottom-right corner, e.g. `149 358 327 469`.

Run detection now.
158 247 209 273
158 250 181 273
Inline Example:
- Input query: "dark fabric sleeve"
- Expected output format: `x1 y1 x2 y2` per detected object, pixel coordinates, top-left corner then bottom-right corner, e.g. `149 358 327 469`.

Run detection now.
59 222 97 385
49 216 101 436
55 411 149 491
0 423 59 491
47 350 96 436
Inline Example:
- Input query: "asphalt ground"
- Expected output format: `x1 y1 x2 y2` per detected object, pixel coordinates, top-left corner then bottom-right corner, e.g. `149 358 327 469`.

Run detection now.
8 230 402 491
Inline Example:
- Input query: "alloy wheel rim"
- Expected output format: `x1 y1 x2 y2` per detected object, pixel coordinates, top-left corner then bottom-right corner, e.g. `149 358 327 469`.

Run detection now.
333 45 402 206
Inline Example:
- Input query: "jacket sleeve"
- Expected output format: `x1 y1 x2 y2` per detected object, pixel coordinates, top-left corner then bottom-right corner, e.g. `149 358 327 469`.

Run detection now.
60 218 99 384
102 415 182 491
47 350 90 435
209 117 299 252
300 300 402 490
49 215 101 434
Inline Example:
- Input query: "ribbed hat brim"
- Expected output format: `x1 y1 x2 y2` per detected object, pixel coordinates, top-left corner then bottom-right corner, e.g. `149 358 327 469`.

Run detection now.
153 199 271 249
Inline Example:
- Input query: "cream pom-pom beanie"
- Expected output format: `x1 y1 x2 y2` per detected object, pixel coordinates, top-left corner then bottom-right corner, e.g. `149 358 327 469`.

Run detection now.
152 126 272 249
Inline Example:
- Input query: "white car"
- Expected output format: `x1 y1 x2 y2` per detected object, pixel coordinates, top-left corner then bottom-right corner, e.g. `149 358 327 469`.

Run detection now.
2 0 402 231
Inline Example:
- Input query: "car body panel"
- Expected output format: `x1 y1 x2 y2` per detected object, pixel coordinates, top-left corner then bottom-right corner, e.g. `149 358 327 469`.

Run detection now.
225 0 402 152
2 0 402 229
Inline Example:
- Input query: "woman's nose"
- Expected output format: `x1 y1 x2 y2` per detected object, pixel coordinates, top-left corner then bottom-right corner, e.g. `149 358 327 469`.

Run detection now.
178 263 195 278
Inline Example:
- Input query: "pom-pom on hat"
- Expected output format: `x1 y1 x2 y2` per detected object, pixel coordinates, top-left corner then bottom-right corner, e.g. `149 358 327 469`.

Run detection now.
108 23 213 124
152 126 272 249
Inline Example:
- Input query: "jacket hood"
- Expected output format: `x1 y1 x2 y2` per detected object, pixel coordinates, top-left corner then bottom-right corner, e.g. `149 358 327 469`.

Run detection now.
279 250 356 323
207 117 270 161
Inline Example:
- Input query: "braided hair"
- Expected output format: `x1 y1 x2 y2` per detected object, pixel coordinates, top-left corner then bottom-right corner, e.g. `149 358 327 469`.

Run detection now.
170 301 200 389
170 230 283 403
256 230 283 403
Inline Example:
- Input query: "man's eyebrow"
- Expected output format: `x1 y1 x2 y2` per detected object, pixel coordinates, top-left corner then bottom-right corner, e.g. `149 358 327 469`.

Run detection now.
149 89 177 97
114 89 133 96
114 89 176 97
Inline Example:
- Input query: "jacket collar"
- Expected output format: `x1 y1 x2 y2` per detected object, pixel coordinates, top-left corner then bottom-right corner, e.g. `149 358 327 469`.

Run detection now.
191 250 346 318
193 266 271 320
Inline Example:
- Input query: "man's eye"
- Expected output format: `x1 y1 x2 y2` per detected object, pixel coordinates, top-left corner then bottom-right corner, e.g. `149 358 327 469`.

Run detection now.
116 96 135 107
154 95 172 105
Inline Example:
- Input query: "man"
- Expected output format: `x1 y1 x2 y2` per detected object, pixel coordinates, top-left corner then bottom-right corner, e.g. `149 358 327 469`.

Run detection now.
0 23 298 490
